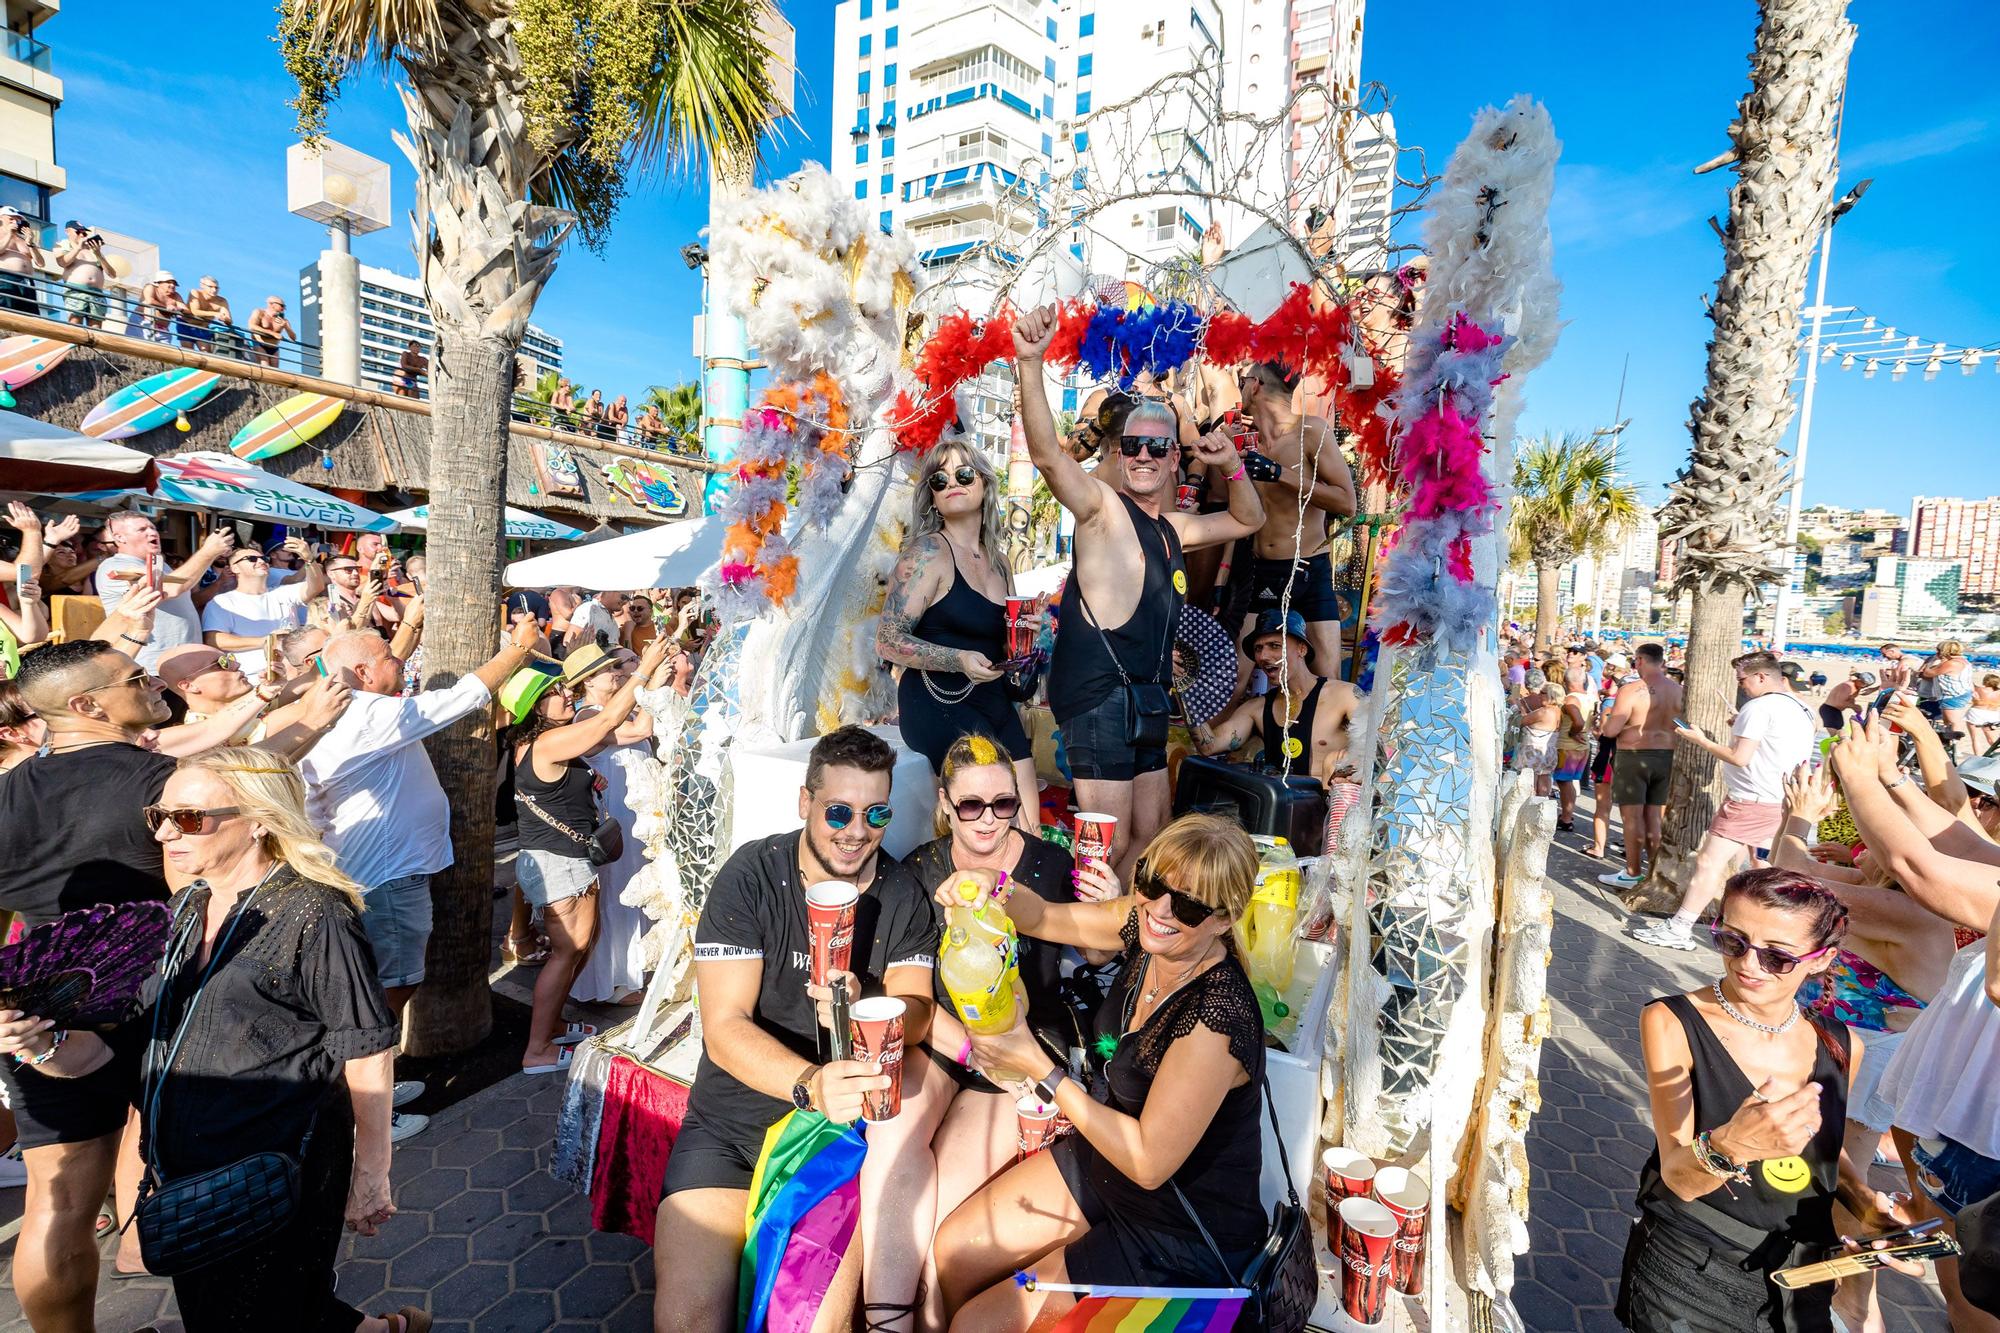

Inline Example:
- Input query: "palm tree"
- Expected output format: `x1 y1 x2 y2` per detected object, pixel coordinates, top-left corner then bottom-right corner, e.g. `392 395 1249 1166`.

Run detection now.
648 380 703 444
519 369 585 426
278 0 784 1054
1507 433 1642 656
1642 0 1855 910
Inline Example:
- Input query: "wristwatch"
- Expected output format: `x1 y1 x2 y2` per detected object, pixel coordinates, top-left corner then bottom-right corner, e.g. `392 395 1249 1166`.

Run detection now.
791 1066 818 1112
1034 1064 1070 1104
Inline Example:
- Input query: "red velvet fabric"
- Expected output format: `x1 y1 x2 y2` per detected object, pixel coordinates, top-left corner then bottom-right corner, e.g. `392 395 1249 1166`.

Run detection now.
589 1055 691 1243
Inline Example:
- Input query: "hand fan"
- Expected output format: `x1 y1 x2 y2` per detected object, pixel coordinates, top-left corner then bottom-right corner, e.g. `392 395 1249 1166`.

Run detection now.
0 901 173 1029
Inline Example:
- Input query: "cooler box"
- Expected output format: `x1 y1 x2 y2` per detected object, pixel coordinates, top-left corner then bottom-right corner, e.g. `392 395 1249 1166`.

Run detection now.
1173 754 1329 855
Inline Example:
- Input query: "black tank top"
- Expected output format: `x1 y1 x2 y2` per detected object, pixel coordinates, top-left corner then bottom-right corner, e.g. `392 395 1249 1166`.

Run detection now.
910 540 1007 687
1047 494 1186 720
1635 993 1847 1250
1261 678 1323 768
514 735 600 857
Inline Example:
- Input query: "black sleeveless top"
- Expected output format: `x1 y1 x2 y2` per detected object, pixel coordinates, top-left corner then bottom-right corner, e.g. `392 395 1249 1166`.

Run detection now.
909 541 1007 692
1047 494 1187 721
514 735 601 857
1261 679 1323 768
1636 993 1847 1249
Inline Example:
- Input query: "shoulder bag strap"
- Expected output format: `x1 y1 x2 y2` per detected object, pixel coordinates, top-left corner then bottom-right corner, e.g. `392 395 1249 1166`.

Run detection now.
1070 579 1135 688
517 791 591 846
1168 1067 1299 1285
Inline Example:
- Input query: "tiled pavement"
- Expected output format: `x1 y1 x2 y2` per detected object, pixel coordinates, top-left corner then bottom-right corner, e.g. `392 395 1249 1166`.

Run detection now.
1 834 1950 1331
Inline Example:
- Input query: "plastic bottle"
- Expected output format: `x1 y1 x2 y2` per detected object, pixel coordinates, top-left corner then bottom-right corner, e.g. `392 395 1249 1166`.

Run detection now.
1238 837 1302 1026
938 876 1020 1035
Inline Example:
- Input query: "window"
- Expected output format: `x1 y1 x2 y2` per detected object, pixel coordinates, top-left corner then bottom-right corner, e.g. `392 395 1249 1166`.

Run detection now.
1046 17 1057 39
881 136 895 157
1075 92 1090 114
885 25 898 47
881 172 894 194
1074 129 1089 151
860 0 871 16
1147 206 1177 244
855 180 868 200
856 143 869 163
884 63 897 85
858 71 871 93
860 34 871 56
1042 133 1053 156
1080 13 1094 36
880 210 894 232
1044 57 1056 81
1078 54 1093 76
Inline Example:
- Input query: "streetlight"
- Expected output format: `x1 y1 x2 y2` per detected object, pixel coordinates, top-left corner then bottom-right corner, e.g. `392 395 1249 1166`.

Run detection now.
287 139 391 386
1772 176 1871 653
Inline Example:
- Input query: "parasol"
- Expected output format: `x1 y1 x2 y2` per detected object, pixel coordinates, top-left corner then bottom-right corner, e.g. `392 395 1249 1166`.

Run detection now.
503 515 717 591
0 409 159 494
73 451 397 532
1172 604 1239 727
386 503 584 543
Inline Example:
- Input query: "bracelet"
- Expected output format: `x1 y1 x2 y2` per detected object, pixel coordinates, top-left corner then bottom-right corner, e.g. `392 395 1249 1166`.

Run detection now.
1227 465 1247 482
15 1028 66 1067
956 1038 973 1067
1690 1130 1751 1185
1885 774 1911 791
118 633 146 645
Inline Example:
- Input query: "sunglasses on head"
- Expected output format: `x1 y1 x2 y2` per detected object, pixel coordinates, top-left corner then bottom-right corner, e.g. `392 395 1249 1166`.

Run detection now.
822 801 894 831
1118 436 1175 459
1709 923 1832 976
950 794 1021 824
142 805 241 834
1133 858 1218 926
928 465 978 493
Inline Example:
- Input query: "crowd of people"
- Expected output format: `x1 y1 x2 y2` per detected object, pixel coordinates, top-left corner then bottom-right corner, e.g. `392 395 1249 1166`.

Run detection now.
525 376 699 454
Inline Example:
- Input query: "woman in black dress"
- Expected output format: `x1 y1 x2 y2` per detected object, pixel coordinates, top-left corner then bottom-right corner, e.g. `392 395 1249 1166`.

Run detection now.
0 746 423 1332
1623 867 1917 1333
932 813 1267 1331
877 440 1037 822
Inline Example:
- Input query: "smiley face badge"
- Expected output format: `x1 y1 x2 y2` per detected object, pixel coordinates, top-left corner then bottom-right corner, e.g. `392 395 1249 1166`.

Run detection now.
1760 1156 1813 1194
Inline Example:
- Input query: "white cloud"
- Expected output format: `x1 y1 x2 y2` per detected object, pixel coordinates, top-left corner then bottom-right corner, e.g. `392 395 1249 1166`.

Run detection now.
1844 115 1992 171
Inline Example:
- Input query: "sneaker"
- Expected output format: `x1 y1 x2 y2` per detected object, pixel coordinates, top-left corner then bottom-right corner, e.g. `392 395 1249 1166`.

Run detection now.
1632 920 1698 951
0 1142 25 1188
1597 870 1644 889
390 1111 430 1143
392 1080 426 1109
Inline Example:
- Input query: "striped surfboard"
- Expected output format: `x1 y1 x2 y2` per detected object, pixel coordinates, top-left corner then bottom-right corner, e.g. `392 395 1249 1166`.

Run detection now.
79 366 220 440
228 392 345 461
0 334 75 390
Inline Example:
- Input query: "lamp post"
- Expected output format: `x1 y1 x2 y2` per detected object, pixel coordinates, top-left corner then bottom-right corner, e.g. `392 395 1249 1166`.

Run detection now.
287 140 390 386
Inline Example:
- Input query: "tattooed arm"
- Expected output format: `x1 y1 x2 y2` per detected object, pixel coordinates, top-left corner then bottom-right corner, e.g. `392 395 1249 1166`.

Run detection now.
876 533 1000 680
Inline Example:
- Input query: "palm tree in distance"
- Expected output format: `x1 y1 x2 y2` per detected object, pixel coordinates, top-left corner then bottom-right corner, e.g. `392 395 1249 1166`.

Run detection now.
648 380 703 450
520 369 586 426
277 0 785 1054
1508 433 1642 657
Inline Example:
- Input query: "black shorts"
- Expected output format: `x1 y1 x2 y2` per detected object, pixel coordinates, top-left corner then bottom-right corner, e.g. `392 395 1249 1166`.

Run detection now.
1612 748 1674 807
0 1038 138 1150
661 1107 765 1197
1233 551 1346 625
1051 1135 1256 1288
1057 690 1166 784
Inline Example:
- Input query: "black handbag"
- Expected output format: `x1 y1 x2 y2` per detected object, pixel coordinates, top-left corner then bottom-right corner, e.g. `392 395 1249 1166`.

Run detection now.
518 790 625 867
1072 583 1176 751
135 877 311 1277
1172 1071 1320 1333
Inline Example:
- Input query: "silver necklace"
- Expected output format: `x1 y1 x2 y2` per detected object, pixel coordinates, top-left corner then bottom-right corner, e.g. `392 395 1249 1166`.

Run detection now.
1143 940 1218 1006
1713 981 1799 1035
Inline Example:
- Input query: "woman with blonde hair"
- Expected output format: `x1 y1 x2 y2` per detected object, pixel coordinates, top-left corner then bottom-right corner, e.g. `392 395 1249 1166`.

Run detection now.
1921 639 1978 751
0 746 427 1332
877 439 1038 818
933 813 1269 1330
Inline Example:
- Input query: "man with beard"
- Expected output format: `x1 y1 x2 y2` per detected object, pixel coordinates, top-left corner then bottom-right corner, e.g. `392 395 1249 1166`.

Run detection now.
658 726 938 1333
1014 305 1264 877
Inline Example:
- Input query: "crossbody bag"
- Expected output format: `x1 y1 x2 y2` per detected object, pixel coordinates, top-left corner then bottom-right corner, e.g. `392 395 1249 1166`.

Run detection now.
518 789 624 867
1071 578 1176 751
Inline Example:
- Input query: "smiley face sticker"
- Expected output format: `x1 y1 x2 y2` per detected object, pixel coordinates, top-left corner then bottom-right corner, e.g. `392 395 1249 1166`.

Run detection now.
1760 1156 1812 1194
1282 737 1305 759
1172 569 1188 595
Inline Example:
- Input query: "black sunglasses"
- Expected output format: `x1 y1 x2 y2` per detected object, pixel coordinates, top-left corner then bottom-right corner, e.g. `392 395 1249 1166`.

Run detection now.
951 794 1021 824
823 801 894 831
1133 858 1218 926
143 805 242 835
1709 923 1832 976
928 465 978 493
1119 436 1175 459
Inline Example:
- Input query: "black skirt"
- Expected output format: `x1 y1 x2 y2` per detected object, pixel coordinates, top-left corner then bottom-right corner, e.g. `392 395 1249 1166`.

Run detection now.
1617 1211 1833 1333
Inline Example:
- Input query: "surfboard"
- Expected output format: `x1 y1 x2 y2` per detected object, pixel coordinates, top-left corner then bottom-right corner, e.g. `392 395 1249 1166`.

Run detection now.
0 335 75 390
79 366 221 440
228 392 345 461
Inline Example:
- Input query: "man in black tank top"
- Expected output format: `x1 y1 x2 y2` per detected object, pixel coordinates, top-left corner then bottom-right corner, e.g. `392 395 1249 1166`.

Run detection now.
1014 306 1266 876
1190 609 1358 785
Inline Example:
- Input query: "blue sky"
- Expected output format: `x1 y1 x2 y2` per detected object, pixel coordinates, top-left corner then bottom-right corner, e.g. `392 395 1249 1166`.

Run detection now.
49 1 1998 513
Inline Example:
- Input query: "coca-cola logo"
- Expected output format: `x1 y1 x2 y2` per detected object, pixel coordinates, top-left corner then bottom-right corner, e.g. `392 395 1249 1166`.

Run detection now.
1342 1254 1392 1276
1393 1235 1422 1253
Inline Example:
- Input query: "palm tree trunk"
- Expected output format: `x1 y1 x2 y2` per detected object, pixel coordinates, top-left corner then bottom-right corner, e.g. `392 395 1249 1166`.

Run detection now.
1642 585 1742 907
1534 562 1561 656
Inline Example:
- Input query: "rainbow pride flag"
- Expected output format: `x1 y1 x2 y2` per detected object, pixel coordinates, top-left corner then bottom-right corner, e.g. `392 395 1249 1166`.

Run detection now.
1047 1290 1248 1331
736 1110 868 1333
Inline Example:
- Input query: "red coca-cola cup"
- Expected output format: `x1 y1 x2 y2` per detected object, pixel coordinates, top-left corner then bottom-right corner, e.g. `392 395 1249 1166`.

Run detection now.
1337 1196 1399 1326
1072 812 1118 870
1016 1094 1060 1159
1372 1165 1430 1296
804 881 858 987
1321 1146 1376 1258
1005 596 1035 661
847 996 906 1121
1175 482 1199 512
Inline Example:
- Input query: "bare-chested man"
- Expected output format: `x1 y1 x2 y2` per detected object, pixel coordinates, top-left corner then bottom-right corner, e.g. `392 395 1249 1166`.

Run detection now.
52 221 110 328
1227 359 1358 681
1016 304 1264 877
1597 641 1683 887
0 206 42 315
248 295 296 367
1193 609 1356 785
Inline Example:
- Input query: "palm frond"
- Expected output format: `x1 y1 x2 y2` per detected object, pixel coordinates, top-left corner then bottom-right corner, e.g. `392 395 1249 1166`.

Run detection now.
639 0 789 176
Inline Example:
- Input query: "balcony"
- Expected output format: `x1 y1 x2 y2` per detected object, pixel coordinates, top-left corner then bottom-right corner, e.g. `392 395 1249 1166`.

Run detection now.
3 29 50 73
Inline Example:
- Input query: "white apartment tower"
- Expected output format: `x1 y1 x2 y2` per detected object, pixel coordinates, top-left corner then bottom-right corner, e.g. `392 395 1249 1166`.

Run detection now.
297 261 564 399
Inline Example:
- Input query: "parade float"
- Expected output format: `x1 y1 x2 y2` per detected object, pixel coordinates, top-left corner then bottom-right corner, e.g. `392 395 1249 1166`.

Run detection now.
554 90 1566 1330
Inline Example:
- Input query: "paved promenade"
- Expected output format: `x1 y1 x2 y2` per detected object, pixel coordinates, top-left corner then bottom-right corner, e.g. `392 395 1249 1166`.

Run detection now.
0 838 1947 1331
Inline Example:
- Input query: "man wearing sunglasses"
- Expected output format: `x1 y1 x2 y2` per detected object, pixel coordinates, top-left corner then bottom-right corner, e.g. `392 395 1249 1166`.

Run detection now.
1192 609 1357 785
1014 305 1265 877
201 539 327 681
0 640 181 1328
661 726 938 1333
154 643 351 758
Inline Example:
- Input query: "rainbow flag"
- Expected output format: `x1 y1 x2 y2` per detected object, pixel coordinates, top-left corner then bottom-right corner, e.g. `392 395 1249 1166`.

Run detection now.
1049 1293 1247 1331
736 1110 867 1333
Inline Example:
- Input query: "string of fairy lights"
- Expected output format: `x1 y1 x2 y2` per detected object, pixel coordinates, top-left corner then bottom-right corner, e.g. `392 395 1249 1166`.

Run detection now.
1801 304 2000 381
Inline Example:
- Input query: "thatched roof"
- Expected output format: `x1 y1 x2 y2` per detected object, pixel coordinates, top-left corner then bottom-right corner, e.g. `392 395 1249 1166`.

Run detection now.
12 341 705 525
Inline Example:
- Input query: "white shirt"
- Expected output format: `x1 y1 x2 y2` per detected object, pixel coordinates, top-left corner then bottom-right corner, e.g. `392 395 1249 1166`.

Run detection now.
298 674 492 890
571 599 618 648
200 583 309 679
1723 691 1816 804
1877 943 2000 1159
95 555 201 671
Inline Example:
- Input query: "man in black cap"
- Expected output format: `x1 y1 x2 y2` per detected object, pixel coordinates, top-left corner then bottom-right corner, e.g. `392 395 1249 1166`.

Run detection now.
1193 608 1357 784
51 221 110 328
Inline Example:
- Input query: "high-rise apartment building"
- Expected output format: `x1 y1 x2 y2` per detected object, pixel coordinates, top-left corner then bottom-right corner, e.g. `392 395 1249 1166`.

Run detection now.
1908 495 2000 597
0 0 61 225
296 261 563 399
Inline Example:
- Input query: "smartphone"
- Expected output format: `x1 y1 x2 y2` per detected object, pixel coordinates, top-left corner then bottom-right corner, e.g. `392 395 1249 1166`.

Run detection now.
1671 717 1691 730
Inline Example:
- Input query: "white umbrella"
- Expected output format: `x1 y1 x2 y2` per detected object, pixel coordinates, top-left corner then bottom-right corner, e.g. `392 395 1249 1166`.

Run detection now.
73 451 397 532
503 515 718 591
0 409 158 493
386 503 585 542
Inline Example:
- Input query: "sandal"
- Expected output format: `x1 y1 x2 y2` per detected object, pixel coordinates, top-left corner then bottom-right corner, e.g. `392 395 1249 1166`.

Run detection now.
502 936 549 965
864 1299 920 1332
